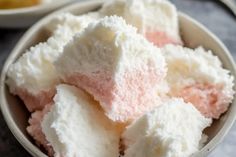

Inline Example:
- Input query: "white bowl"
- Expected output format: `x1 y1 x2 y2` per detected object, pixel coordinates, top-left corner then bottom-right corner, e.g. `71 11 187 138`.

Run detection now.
0 0 73 28
1 0 236 156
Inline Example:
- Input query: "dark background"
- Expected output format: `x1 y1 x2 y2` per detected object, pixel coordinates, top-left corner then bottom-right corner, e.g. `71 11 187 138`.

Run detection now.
0 0 236 156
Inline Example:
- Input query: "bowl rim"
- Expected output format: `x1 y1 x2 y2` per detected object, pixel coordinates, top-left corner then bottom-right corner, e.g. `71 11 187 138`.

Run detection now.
0 0 71 15
1 0 236 157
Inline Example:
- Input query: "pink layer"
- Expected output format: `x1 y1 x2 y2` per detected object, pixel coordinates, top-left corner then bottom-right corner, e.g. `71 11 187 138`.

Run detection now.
176 83 231 119
64 65 165 122
145 30 182 47
27 104 54 156
12 88 55 112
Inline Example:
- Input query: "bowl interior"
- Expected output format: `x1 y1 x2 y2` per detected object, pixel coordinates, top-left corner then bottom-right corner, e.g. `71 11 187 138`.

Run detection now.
1 1 236 157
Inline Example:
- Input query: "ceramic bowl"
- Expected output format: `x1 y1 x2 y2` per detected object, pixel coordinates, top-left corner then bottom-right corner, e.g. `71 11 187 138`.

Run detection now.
1 0 236 156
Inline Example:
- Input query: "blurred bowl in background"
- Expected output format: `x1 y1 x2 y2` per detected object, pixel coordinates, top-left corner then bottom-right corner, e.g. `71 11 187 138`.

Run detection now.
0 0 73 28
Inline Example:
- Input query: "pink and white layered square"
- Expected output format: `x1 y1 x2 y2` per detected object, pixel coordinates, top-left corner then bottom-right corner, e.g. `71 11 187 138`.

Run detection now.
100 0 183 47
6 13 97 112
55 16 167 122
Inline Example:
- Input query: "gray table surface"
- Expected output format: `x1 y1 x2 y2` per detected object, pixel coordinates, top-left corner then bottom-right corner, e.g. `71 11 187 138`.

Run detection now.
0 0 236 156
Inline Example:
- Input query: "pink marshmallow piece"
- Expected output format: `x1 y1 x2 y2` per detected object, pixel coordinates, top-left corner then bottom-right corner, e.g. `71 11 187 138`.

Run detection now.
55 16 167 122
27 104 53 156
65 63 165 122
145 31 182 47
12 88 55 112
177 83 230 119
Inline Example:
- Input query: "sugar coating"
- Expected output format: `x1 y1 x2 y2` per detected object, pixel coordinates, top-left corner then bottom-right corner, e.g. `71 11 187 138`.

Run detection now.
55 16 167 122
27 104 53 156
100 0 182 46
7 13 96 94
45 12 100 33
122 98 212 157
41 84 120 157
7 13 96 111
162 45 235 118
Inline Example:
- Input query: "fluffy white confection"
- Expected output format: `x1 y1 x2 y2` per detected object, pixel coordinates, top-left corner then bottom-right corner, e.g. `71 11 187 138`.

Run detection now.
45 12 100 33
55 16 166 122
122 98 212 157
156 79 170 97
7 13 95 94
41 84 120 157
162 45 234 98
56 15 164 77
100 0 181 40
100 0 126 17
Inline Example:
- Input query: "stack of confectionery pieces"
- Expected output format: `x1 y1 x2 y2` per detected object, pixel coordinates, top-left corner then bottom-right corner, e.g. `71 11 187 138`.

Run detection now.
6 0 234 157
